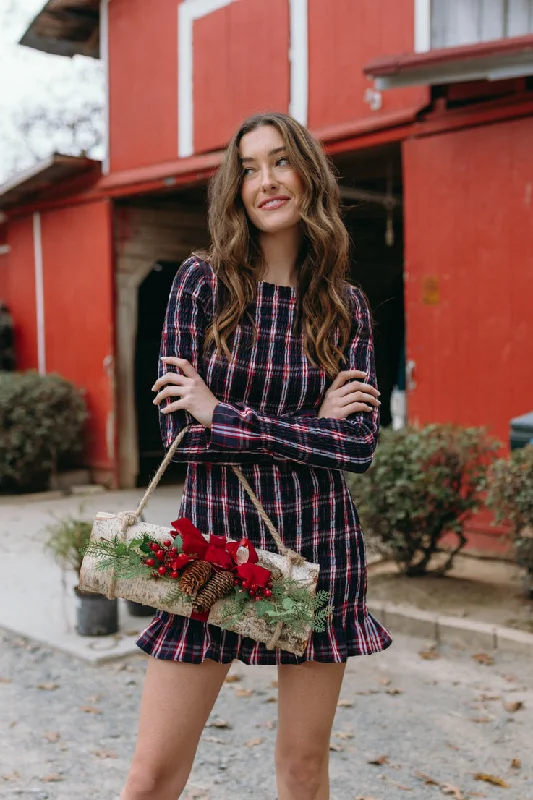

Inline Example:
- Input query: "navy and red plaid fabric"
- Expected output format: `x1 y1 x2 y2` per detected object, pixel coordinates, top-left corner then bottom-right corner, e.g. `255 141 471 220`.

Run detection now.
137 257 392 664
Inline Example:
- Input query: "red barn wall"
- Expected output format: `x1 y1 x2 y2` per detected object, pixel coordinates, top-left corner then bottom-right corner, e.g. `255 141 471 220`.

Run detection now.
108 0 179 172
40 200 115 480
308 0 427 131
2 216 38 370
403 116 533 449
107 0 427 173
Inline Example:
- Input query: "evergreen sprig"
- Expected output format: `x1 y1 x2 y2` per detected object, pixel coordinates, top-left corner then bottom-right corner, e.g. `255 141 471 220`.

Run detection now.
82 535 154 580
219 578 331 637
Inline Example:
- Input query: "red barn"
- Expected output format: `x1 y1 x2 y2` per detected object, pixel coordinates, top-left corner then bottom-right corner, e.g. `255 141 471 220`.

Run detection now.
1 0 533 555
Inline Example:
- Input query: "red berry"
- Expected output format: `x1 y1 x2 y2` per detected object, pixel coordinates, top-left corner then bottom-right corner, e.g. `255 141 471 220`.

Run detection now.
163 540 172 547
171 570 179 579
146 557 155 567
242 581 250 590
157 566 167 576
264 589 272 598
169 547 178 558
156 549 165 560
149 542 158 551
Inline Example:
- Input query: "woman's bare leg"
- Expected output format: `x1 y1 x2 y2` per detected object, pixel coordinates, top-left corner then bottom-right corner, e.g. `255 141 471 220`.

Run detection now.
121 657 231 800
275 661 346 800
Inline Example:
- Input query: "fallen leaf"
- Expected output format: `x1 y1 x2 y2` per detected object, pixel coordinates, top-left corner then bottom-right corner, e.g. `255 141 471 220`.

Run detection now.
41 774 64 782
414 771 439 785
469 716 493 724
245 737 263 748
37 682 59 691
93 749 118 759
8 721 17 729
329 742 344 752
264 696 277 703
235 688 254 697
333 731 354 740
256 719 275 730
271 679 278 688
368 754 389 766
203 735 225 744
473 773 510 788
419 649 440 660
337 699 353 707
379 678 391 686
479 693 501 701
383 777 413 791
440 784 465 799
446 741 459 751
43 731 61 743
468 793 487 798
2 772 20 782
86 694 102 703
385 688 404 695
0 677 12 684
224 675 241 684
503 700 524 713
510 758 521 769
206 719 232 729
355 796 381 800
80 705 102 714
472 652 494 666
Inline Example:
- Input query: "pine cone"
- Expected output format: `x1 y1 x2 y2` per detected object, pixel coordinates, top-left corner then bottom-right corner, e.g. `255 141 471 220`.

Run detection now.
194 570 235 613
178 560 212 595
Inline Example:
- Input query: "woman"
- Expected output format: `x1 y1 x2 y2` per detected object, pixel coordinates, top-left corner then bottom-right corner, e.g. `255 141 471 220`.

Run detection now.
122 112 391 800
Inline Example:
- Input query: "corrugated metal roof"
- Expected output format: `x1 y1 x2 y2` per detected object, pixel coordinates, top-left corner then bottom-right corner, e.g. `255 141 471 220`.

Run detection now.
0 153 100 211
19 0 100 59
365 34 533 89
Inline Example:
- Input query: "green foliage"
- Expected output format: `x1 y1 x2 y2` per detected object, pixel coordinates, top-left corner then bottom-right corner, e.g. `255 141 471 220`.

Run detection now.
220 578 331 636
83 535 150 580
44 514 93 580
486 445 533 577
346 425 499 576
0 371 88 493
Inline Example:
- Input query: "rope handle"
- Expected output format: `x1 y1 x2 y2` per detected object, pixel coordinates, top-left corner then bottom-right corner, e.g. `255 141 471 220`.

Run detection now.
119 425 304 567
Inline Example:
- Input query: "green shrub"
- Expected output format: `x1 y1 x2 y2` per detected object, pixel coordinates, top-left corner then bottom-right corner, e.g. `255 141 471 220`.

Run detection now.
486 445 533 587
44 513 92 582
0 371 88 493
347 425 499 576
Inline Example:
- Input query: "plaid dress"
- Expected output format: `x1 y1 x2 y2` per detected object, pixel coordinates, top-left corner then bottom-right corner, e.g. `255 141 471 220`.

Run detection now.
137 257 392 664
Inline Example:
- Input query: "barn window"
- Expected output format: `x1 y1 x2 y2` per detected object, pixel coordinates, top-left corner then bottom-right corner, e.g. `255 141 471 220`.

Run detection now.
430 0 533 49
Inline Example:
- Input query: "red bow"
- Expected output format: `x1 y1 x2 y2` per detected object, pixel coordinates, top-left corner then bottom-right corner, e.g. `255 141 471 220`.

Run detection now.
171 518 209 559
236 562 271 588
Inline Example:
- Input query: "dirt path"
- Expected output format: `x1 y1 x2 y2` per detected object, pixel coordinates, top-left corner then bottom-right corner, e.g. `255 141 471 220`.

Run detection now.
1 628 532 800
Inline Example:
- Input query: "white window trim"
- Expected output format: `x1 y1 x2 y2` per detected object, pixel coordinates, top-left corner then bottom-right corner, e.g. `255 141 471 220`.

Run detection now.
414 0 431 53
100 0 110 175
178 0 309 158
33 212 46 375
289 0 308 125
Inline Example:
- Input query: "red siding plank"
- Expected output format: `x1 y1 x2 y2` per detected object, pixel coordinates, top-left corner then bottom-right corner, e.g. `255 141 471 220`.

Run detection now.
308 0 428 131
403 118 533 448
3 217 38 370
193 0 290 154
40 201 115 474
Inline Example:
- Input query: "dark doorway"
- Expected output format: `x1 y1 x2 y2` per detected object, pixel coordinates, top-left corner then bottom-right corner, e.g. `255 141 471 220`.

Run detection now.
135 260 187 486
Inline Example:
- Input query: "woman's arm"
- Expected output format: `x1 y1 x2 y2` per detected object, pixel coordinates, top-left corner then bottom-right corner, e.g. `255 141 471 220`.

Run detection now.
158 258 272 465
204 288 379 473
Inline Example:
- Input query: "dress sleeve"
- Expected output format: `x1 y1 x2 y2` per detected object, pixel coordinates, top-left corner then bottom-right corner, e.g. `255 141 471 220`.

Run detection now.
206 288 379 473
159 258 272 465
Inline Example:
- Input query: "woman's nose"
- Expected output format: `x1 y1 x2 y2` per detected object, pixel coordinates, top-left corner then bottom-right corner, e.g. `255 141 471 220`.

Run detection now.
260 166 277 190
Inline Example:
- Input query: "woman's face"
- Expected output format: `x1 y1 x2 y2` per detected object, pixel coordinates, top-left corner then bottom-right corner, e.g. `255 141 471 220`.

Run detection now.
239 125 303 235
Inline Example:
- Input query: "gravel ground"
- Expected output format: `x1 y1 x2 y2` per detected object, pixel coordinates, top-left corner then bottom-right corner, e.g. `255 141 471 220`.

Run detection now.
1 629 532 800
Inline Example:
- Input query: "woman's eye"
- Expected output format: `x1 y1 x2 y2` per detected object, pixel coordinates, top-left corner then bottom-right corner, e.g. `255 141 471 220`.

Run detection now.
242 167 254 177
276 156 289 167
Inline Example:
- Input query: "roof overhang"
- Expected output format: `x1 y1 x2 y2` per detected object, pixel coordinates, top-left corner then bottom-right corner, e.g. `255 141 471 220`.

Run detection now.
0 154 100 211
19 0 100 59
365 35 533 90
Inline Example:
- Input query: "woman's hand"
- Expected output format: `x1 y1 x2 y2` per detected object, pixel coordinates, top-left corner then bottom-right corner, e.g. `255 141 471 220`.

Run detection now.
152 357 219 429
318 369 380 420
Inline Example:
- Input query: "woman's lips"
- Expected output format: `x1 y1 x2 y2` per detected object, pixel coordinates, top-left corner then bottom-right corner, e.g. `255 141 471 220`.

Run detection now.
258 197 290 210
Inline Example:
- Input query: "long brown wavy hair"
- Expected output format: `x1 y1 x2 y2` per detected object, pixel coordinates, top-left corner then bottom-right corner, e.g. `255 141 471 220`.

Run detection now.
203 111 353 379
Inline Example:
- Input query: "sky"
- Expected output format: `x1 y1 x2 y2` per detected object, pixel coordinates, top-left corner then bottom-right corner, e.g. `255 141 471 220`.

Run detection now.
0 0 104 184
